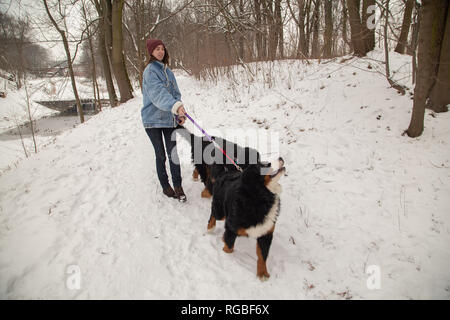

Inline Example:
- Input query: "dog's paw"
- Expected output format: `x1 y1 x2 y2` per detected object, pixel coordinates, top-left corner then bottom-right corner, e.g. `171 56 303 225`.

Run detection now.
258 275 270 282
223 245 234 253
201 188 212 198
207 218 216 232
257 273 270 282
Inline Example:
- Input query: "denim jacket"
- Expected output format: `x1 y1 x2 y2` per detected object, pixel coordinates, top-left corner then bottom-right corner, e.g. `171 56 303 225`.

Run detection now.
141 61 183 128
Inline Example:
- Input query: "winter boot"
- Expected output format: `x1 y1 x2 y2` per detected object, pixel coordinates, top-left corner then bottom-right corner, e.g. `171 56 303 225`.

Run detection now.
163 186 177 199
174 186 187 202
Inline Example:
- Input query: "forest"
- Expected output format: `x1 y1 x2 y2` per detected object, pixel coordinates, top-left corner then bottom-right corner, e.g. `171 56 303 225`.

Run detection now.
1 0 448 137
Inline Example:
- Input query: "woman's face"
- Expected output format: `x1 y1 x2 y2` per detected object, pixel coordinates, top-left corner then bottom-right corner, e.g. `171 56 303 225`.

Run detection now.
152 45 165 61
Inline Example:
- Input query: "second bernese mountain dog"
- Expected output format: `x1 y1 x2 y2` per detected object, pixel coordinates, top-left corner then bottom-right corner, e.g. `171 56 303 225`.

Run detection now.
207 158 286 281
176 125 261 198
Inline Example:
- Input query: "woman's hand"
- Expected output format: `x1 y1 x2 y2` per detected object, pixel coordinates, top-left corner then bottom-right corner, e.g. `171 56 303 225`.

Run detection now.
177 115 186 125
177 105 186 117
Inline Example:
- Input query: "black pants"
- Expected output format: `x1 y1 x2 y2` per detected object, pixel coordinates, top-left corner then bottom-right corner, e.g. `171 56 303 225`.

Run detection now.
145 127 182 189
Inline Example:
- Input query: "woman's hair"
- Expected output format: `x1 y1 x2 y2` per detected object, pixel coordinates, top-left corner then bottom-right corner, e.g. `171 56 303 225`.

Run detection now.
146 48 170 67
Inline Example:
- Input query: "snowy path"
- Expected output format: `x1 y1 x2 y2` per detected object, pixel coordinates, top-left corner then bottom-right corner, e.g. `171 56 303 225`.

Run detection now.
1 53 449 299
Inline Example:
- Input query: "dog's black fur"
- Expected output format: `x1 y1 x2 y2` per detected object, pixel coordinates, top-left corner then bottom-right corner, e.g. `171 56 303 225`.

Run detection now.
207 160 285 280
176 125 261 197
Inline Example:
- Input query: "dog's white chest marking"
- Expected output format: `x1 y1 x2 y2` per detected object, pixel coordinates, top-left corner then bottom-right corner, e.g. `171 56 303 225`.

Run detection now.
245 195 280 238
266 181 282 195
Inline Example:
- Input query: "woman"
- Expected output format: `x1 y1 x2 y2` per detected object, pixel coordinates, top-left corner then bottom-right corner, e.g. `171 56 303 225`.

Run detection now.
141 38 187 202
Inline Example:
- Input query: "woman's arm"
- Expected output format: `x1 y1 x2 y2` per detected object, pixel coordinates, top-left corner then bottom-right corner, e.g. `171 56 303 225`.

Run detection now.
144 71 182 114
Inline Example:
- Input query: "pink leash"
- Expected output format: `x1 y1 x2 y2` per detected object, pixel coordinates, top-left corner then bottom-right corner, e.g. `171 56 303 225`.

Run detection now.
181 113 243 172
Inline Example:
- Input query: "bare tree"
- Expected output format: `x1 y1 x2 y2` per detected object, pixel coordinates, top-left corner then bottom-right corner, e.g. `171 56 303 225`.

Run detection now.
42 0 85 123
428 3 450 113
92 0 118 107
0 13 32 88
23 78 37 154
123 0 146 88
81 0 101 113
287 0 308 58
406 0 449 137
383 0 406 95
361 0 375 52
395 0 414 54
346 0 368 56
254 0 265 59
111 0 133 103
311 0 320 58
274 0 283 58
323 0 333 58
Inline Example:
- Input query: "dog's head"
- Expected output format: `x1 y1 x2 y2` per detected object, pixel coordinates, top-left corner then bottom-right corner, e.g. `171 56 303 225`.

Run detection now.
236 147 261 167
242 157 286 194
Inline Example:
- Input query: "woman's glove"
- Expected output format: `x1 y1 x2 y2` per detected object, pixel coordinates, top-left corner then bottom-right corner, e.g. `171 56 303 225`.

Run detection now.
176 105 186 125
177 105 186 117
177 115 186 125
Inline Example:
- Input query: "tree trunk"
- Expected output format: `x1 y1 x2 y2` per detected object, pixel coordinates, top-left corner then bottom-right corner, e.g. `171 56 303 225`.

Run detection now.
297 0 307 58
311 0 320 58
275 0 283 58
323 0 333 58
429 4 450 113
287 0 307 58
104 0 114 72
24 79 37 153
395 0 414 54
133 0 145 89
384 0 391 78
81 0 101 113
43 0 84 123
111 0 133 103
342 0 350 54
384 0 406 94
305 0 312 57
263 0 277 60
239 0 245 61
94 0 118 107
254 0 263 60
407 2 420 56
346 0 368 56
406 0 448 137
362 0 375 52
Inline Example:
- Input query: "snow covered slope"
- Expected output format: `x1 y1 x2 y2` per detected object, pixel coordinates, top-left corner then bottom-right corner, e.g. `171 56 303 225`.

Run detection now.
0 51 449 299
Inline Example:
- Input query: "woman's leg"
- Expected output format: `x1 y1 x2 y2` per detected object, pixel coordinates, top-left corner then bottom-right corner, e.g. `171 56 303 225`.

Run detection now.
162 128 182 188
145 128 171 190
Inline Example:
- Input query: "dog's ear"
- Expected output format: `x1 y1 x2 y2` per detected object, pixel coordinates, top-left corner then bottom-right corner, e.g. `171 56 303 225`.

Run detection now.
239 147 260 165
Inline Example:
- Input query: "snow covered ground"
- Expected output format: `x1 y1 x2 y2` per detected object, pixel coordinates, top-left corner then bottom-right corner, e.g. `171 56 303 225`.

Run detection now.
0 51 449 299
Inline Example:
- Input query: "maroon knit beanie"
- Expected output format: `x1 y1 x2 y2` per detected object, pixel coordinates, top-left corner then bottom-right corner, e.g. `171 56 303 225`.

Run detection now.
146 38 165 56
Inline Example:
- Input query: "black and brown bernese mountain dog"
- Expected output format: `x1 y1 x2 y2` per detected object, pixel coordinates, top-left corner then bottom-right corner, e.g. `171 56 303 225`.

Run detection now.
176 125 261 198
207 158 286 281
